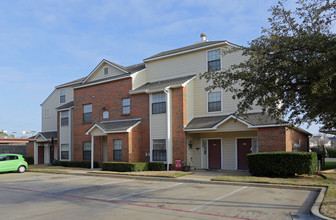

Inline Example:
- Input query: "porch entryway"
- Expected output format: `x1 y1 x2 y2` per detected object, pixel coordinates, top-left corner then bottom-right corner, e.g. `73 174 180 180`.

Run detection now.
208 139 221 169
237 138 252 170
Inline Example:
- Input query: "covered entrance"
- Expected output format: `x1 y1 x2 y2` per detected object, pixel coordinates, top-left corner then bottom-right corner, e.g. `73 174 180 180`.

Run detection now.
237 138 252 170
208 139 221 169
33 131 58 164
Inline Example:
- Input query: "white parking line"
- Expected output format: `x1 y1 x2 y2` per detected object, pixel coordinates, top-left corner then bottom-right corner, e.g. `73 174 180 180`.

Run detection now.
55 179 133 193
107 183 183 201
190 186 248 211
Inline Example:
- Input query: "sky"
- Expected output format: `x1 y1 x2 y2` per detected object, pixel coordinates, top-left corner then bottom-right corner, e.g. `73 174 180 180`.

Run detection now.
0 0 324 137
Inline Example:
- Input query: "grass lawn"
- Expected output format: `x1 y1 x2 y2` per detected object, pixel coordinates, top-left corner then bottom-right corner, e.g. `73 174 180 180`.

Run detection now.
212 173 336 219
322 161 336 170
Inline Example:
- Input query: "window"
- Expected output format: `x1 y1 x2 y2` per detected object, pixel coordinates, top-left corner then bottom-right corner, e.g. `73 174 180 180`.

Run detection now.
122 98 130 115
83 104 92 123
152 139 166 161
152 93 166 114
104 67 108 75
207 49 221 72
103 111 109 119
208 91 221 112
7 155 18 160
83 142 91 160
44 108 50 118
113 140 122 161
61 111 69 126
61 144 69 160
60 89 66 103
0 155 6 161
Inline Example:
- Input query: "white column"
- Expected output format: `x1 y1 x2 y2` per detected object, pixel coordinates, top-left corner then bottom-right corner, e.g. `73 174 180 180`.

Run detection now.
166 89 171 171
91 135 94 169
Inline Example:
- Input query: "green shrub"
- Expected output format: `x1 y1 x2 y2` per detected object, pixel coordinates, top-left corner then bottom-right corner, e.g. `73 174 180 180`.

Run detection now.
247 152 317 177
25 157 34 165
52 161 99 168
148 162 165 171
311 147 327 159
327 148 336 158
102 162 149 172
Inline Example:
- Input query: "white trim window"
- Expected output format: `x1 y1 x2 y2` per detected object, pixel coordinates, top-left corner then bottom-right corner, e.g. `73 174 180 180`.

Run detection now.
113 139 122 161
104 67 108 75
43 108 50 118
61 144 69 160
208 91 221 112
103 111 109 119
61 111 69 126
122 98 130 115
60 89 66 103
152 139 166 161
83 104 92 123
152 93 166 114
207 49 221 72
83 142 91 160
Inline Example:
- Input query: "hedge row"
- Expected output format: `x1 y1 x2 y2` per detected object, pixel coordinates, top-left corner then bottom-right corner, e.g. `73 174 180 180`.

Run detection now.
102 162 165 172
52 161 99 168
247 152 317 177
311 147 336 158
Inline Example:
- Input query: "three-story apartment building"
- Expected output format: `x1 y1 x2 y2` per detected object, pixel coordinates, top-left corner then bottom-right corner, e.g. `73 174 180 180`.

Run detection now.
34 34 310 170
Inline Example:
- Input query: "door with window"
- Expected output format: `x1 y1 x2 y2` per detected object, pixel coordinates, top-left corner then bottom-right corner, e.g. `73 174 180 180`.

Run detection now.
208 139 221 169
237 138 252 170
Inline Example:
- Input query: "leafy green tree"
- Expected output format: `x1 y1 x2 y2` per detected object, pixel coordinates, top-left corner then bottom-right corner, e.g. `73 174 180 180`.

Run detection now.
201 0 336 129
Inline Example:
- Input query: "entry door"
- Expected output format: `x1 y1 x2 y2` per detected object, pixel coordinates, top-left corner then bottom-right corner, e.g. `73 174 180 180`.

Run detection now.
237 139 252 170
208 139 221 169
50 145 54 163
38 146 44 164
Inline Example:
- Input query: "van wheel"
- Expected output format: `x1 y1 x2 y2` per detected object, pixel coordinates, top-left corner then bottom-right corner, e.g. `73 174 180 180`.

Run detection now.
18 166 26 173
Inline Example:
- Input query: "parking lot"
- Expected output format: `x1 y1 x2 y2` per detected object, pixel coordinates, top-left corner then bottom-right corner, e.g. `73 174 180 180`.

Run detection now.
0 172 319 220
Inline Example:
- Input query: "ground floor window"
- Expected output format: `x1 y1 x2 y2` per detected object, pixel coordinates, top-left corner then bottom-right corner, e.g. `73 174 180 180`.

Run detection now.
83 142 91 160
61 144 69 160
152 139 166 161
113 139 122 161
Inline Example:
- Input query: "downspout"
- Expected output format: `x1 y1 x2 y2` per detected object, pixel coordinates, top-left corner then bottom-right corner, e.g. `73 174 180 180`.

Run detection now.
164 88 171 171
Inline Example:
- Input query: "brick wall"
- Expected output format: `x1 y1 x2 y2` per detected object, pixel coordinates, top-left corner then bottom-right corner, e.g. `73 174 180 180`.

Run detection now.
171 87 187 169
106 133 129 161
286 128 309 152
257 127 286 152
128 123 141 163
26 141 34 157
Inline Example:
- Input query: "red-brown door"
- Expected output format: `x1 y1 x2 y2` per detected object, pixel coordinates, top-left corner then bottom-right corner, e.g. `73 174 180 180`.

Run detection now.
237 139 252 170
208 139 221 169
50 145 54 163
38 146 44 164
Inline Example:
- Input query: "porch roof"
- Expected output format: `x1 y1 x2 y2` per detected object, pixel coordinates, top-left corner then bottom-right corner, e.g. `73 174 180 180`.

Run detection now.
184 113 287 131
34 131 57 142
56 101 74 110
86 118 141 135
130 74 195 94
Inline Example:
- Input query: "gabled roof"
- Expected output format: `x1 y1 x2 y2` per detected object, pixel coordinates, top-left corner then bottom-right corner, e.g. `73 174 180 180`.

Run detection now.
34 131 57 141
144 40 240 61
130 75 196 94
86 118 141 135
55 77 86 89
56 101 74 110
185 113 287 131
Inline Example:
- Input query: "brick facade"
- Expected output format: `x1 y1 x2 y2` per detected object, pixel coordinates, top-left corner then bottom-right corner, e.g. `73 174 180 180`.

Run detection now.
286 127 309 152
172 87 187 169
72 77 149 163
26 141 34 157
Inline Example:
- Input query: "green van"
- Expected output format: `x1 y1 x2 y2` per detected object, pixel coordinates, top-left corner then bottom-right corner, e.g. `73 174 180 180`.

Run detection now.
0 154 28 173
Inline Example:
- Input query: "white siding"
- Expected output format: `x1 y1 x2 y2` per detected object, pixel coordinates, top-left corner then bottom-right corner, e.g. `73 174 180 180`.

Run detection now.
132 69 148 90
86 64 125 83
216 119 256 132
151 114 167 138
41 86 74 132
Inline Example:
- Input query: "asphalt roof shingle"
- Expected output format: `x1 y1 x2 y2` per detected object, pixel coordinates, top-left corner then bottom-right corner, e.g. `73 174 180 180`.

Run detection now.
36 131 57 140
56 101 74 110
94 119 141 133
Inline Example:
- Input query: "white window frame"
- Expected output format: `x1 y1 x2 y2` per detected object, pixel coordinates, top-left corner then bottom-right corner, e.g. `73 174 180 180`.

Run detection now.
60 89 66 103
83 104 92 123
104 67 108 75
152 93 166 115
206 48 222 72
152 139 167 162
122 98 130 115
43 108 50 118
60 144 69 161
113 139 122 161
103 111 109 119
83 142 91 160
207 90 222 113
60 111 69 126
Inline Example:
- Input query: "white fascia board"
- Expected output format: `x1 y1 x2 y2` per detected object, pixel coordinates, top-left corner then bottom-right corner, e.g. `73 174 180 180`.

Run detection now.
82 59 129 84
214 115 253 129
105 130 128 133
85 124 106 135
248 124 289 128
126 121 141 132
144 42 229 62
55 81 83 89
74 75 130 89
181 76 196 87
100 118 141 123
34 133 47 141
184 127 217 132
130 68 146 78
56 107 74 112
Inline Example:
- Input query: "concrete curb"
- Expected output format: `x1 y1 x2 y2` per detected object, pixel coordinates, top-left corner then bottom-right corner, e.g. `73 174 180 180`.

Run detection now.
28 170 332 219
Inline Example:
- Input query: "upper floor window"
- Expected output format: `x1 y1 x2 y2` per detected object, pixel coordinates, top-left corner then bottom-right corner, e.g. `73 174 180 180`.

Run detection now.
122 98 130 115
113 139 122 161
60 89 66 103
43 108 50 118
104 67 108 75
152 93 166 114
61 111 69 126
152 139 166 161
208 91 221 112
83 104 92 123
207 49 221 72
